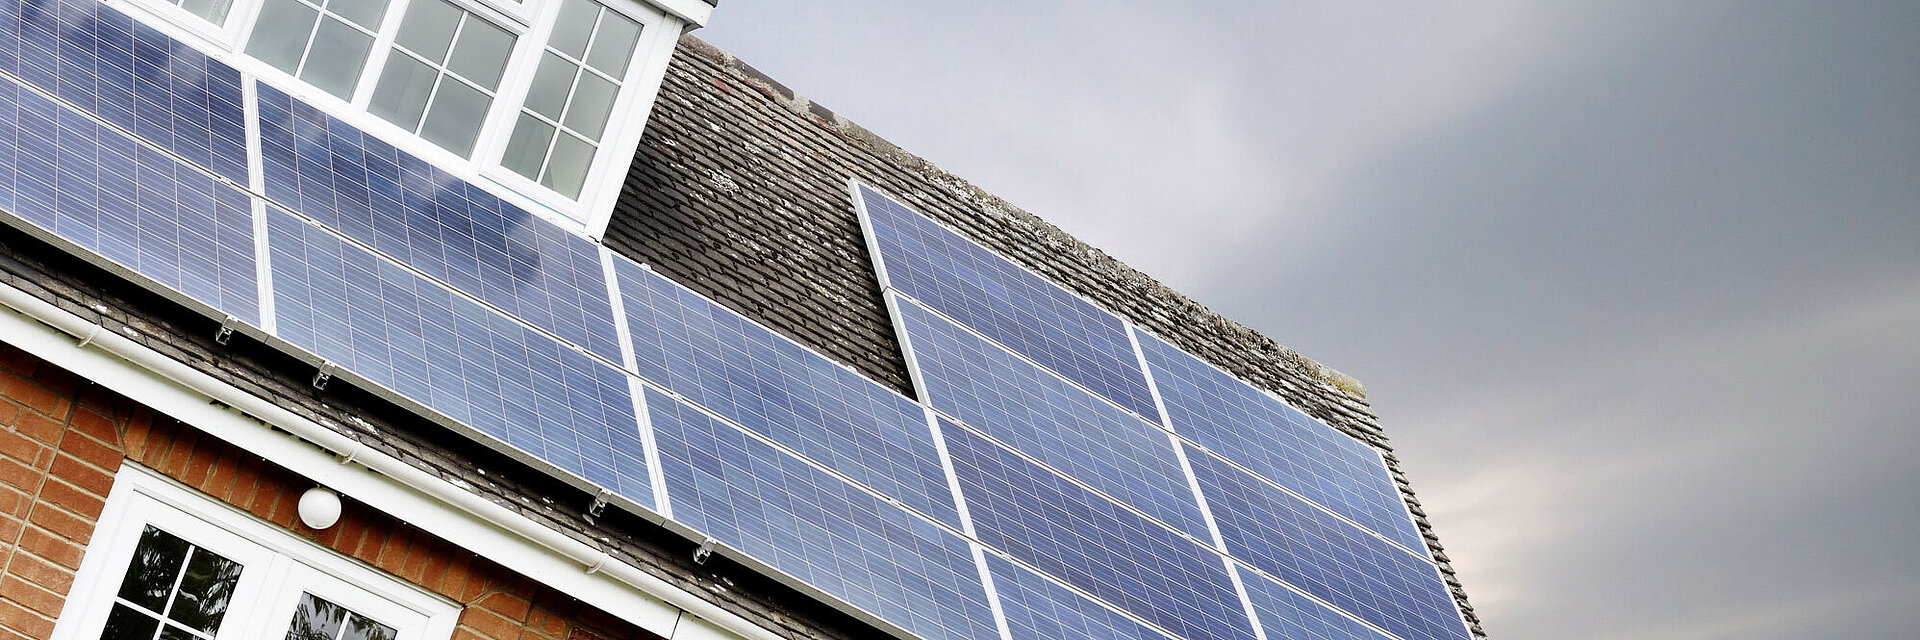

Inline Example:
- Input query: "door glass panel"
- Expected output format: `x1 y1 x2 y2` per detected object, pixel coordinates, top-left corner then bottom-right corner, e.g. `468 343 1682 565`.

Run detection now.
116 527 190 612
100 604 161 640
104 526 243 640
284 594 397 640
167 547 245 633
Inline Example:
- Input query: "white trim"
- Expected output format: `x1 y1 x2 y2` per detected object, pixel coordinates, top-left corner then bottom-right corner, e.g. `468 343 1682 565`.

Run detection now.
51 465 461 640
639 0 707 26
0 282 761 640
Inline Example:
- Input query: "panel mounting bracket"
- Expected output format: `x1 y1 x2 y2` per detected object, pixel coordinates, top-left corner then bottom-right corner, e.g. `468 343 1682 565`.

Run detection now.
214 315 240 345
587 489 614 519
692 537 717 564
312 361 337 390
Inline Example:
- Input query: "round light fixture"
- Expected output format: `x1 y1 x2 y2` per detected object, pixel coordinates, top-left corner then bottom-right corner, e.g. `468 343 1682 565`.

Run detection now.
298 486 342 530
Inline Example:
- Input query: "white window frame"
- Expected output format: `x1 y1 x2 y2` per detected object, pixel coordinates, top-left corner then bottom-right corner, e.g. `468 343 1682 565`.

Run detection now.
49 464 460 640
101 0 688 238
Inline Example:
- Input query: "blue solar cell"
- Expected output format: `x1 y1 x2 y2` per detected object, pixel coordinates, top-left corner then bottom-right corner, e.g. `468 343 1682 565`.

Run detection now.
614 260 961 527
899 299 1208 539
0 75 258 324
1238 568 1392 640
0 0 248 183
647 389 998 640
1140 332 1426 552
943 424 1256 640
987 554 1172 640
256 85 622 362
857 184 1158 420
1187 449 1468 640
268 210 652 505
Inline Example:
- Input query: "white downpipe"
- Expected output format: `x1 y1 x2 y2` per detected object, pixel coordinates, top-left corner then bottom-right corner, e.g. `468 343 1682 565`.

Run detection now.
0 282 771 640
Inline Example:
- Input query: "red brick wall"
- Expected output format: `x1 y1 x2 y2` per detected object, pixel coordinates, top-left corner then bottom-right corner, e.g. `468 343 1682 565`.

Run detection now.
0 342 665 640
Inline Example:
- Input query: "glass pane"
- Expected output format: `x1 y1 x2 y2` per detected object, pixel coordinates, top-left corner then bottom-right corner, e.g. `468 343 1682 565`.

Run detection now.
298 18 375 99
116 526 190 612
283 594 347 640
548 0 596 59
166 547 243 634
156 626 196 640
501 113 555 179
419 78 491 156
326 0 388 30
562 72 616 140
541 131 593 197
446 17 515 89
368 53 438 131
246 0 320 74
100 603 162 640
176 0 234 24
339 613 398 640
393 0 461 62
524 53 574 120
583 10 639 77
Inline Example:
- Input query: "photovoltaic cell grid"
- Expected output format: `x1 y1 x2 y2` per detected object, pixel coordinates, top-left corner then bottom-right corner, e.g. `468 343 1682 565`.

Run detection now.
268 210 654 506
857 184 1158 420
1237 568 1392 640
943 425 1256 640
986 554 1172 640
899 298 1209 540
1187 449 1468 640
647 389 1000 640
0 0 248 184
258 85 622 362
0 74 258 323
1139 332 1426 552
614 260 961 527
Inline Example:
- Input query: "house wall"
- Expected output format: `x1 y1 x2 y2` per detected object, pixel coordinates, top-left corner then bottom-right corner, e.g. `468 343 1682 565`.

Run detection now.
0 341 664 640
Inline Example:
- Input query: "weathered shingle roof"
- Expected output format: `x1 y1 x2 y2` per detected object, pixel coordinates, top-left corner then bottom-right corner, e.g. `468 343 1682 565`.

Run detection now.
606 36 1484 636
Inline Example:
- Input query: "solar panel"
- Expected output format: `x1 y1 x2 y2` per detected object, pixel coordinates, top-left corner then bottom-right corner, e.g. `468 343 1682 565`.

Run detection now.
256 86 623 363
1187 448 1469 640
855 183 1159 420
614 259 961 526
0 0 249 184
646 389 1000 640
267 210 653 505
943 424 1257 640
986 554 1173 640
899 299 1210 539
1237 567 1393 640
1139 331 1426 551
0 75 258 324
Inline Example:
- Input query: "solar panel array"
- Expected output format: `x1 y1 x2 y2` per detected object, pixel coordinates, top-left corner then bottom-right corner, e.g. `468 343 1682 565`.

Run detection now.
1139 332 1427 552
0 2 1472 638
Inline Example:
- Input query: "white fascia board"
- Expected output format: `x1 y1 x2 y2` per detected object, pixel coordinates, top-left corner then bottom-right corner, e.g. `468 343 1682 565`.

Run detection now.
0 285 763 640
642 0 712 26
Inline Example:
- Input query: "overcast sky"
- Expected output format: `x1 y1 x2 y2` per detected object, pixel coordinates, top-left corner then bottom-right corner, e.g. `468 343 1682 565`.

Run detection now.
698 2 1920 638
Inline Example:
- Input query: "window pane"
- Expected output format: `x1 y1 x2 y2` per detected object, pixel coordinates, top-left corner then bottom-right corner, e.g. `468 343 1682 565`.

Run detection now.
155 626 196 640
116 526 190 612
369 53 437 131
284 594 347 640
246 0 320 73
100 603 162 640
561 71 615 140
327 0 388 30
339 613 399 640
176 0 234 24
166 547 244 633
419 78 490 156
446 17 514 89
523 53 574 120
501 113 555 179
299 18 375 98
540 131 593 197
393 0 461 62
583 10 639 77
548 0 596 59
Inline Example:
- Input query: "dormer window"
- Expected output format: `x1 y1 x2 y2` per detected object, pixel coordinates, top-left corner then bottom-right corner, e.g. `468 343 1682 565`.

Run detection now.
112 0 711 236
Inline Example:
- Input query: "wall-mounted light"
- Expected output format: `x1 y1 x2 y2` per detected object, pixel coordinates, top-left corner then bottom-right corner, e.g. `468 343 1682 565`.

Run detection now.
298 486 342 530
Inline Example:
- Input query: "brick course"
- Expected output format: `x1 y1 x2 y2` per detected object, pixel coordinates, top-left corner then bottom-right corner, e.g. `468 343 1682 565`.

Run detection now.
0 342 666 640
